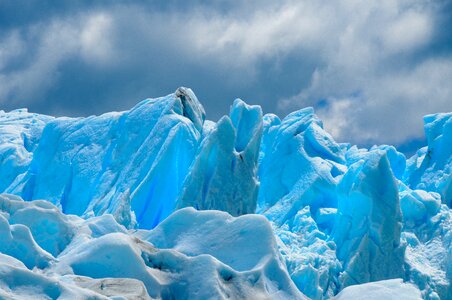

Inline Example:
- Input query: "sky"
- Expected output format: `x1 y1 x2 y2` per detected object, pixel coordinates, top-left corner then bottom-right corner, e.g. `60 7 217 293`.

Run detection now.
1 0 451 154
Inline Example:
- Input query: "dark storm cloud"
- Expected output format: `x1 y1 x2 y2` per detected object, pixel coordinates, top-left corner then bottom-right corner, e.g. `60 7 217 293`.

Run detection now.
0 0 451 152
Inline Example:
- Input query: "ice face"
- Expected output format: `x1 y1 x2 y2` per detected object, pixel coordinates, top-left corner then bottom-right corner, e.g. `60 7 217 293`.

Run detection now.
3 88 205 229
0 109 52 192
257 107 345 223
177 99 262 216
333 150 405 287
0 88 450 299
255 107 348 298
405 112 452 207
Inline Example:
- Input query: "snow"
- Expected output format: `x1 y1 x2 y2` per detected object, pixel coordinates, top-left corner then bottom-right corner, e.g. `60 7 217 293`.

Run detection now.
0 194 303 299
0 88 451 299
0 260 106 300
333 279 422 300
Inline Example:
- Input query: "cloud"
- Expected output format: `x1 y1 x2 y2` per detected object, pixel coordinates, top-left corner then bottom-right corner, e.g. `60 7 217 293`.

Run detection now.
312 57 452 144
80 13 114 64
0 0 450 148
381 10 432 54
0 31 25 70
180 2 331 66
274 0 451 145
0 20 78 105
0 12 116 107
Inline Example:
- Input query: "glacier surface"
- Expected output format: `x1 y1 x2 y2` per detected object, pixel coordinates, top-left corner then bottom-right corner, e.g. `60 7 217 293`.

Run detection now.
0 88 450 299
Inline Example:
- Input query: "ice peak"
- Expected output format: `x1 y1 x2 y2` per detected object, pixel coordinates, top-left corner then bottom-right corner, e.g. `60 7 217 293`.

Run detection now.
175 87 206 132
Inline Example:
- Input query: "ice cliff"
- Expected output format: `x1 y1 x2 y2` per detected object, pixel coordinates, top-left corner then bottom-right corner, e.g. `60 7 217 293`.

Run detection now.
0 88 450 299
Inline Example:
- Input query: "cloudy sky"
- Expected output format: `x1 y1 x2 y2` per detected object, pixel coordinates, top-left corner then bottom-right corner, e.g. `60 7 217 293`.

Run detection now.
1 0 451 153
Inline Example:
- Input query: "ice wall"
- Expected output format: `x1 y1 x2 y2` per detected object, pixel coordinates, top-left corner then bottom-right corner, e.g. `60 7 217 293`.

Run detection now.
405 113 452 207
3 88 205 228
0 109 52 192
333 150 405 287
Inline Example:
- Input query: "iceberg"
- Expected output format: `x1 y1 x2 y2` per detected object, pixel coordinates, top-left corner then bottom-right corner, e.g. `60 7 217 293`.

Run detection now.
0 88 450 299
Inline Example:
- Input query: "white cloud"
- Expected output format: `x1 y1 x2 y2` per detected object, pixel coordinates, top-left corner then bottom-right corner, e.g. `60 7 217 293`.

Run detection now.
0 0 450 146
0 20 80 104
184 3 332 65
307 57 452 145
381 10 432 54
80 13 114 63
0 31 25 71
268 0 451 145
121 0 446 146
0 12 116 105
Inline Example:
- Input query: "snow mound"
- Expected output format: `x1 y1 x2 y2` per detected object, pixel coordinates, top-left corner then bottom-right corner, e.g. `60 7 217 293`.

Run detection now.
0 194 303 299
333 279 422 300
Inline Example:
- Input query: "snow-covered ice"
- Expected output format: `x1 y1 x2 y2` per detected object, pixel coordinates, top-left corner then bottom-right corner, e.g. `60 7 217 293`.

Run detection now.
0 194 304 299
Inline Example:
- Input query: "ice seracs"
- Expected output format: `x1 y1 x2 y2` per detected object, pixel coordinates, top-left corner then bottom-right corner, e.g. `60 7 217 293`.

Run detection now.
333 150 405 287
405 112 451 207
178 99 262 216
256 107 346 299
3 88 205 229
0 88 450 299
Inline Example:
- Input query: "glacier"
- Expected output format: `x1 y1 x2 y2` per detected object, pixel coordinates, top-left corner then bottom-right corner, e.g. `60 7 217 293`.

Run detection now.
0 88 450 299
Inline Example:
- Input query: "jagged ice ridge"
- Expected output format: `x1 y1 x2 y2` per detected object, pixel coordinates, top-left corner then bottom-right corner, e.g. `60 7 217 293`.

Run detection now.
0 87 450 299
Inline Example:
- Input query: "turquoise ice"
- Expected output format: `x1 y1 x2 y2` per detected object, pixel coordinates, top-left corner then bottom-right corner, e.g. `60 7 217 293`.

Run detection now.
0 88 450 299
